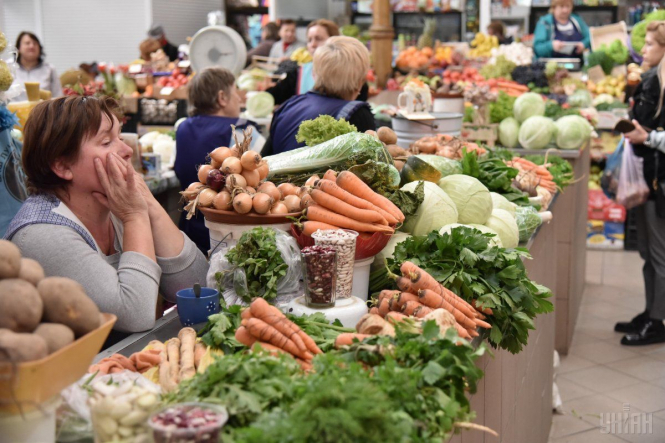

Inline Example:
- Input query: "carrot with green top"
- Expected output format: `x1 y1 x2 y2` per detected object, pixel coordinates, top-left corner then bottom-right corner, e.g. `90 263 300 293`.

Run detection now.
315 179 399 225
336 171 405 222
418 289 479 330
334 333 372 348
310 189 388 225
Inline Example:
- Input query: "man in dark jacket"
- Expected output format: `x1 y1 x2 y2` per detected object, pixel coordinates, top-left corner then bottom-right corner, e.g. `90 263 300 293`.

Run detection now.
148 24 179 61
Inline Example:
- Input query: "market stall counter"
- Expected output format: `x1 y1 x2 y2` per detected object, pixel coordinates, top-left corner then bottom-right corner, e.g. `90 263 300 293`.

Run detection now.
513 146 589 355
93 197 559 443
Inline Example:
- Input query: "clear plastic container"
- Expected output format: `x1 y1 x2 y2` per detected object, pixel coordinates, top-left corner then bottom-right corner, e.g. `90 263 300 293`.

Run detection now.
148 402 228 443
301 245 337 308
311 229 358 299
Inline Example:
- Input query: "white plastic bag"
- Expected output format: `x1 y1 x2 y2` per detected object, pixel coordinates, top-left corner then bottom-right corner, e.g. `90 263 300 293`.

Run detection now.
57 371 160 442
617 140 650 209
206 227 302 306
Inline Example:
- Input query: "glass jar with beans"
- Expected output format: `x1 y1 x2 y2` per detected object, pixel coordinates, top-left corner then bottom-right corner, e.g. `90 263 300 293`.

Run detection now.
311 229 358 299
301 245 337 308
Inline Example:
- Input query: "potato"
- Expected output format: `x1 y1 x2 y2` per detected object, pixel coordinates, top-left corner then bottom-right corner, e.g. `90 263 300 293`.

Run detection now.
0 240 21 279
377 127 398 145
0 279 43 332
394 160 405 172
365 129 378 139
38 277 101 337
34 323 75 354
18 258 45 286
0 329 48 362
386 144 409 158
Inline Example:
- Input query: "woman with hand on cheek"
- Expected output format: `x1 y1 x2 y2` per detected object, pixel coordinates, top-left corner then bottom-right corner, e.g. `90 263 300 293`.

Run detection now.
615 21 665 346
4 96 208 345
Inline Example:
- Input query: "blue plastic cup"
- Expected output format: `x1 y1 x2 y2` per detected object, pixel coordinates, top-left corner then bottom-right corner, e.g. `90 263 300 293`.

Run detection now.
176 287 220 326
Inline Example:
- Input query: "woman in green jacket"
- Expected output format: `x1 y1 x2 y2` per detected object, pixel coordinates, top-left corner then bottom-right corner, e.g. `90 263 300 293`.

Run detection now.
533 0 591 59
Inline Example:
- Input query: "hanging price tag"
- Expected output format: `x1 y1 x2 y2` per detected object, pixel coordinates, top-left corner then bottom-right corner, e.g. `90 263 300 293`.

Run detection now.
160 87 175 97
129 64 143 74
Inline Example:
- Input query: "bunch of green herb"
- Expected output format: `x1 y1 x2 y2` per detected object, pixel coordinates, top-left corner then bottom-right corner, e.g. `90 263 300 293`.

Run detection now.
286 312 355 352
296 115 358 147
545 101 581 120
461 150 530 205
165 349 302 432
198 305 244 354
523 154 574 190
489 91 517 124
219 227 288 303
388 229 553 353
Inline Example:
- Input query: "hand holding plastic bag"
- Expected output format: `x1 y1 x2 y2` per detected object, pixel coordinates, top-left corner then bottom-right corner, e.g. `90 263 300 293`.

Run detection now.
616 140 650 209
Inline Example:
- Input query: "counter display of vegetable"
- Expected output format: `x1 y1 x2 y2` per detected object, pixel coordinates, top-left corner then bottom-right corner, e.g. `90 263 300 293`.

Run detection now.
544 101 581 120
169 320 487 443
461 150 529 205
479 55 516 80
598 39 629 65
388 228 554 353
511 63 548 87
295 115 358 147
515 206 552 242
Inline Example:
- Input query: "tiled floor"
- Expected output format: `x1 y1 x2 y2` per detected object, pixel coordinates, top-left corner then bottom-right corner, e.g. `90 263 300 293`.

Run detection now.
548 250 665 442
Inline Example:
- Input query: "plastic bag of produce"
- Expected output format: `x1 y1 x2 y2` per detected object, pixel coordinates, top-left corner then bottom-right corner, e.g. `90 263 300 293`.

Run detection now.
206 227 302 306
616 140 650 210
58 371 161 442
601 137 623 199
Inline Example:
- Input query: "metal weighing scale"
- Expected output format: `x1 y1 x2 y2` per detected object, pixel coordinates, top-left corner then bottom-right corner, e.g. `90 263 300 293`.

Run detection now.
189 25 247 75
538 57 583 72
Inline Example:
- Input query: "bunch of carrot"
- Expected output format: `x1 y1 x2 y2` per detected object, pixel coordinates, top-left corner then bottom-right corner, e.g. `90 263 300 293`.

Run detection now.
234 298 321 371
506 157 557 193
298 170 405 237
370 262 492 339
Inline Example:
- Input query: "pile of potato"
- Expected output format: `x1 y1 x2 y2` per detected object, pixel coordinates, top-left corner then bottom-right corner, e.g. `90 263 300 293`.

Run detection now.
366 127 411 172
0 240 101 363
182 127 303 216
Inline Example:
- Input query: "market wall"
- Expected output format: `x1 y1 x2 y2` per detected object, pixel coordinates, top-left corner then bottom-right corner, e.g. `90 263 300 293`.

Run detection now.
0 0 219 74
449 199 558 443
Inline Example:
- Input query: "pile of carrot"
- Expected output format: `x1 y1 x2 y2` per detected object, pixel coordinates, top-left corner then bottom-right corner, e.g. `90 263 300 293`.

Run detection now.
235 298 321 371
506 157 557 193
370 261 492 339
298 170 405 237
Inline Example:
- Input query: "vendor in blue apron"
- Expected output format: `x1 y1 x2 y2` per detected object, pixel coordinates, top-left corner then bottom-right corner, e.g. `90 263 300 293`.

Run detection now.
533 0 591 60
262 36 376 156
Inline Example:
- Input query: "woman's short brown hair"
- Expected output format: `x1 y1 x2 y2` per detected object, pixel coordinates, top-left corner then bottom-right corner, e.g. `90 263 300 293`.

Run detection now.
550 0 573 13
307 19 340 38
187 67 236 116
487 21 505 37
22 96 122 195
263 22 280 41
313 36 370 99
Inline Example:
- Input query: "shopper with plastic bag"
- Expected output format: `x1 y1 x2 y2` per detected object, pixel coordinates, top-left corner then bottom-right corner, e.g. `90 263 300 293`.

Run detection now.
614 21 665 345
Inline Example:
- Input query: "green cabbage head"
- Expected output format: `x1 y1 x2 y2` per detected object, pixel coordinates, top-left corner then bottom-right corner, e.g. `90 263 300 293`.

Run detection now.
554 115 594 150
438 174 492 224
518 116 556 150
498 117 520 149
513 92 546 123
401 181 458 236
484 208 519 248
490 192 516 216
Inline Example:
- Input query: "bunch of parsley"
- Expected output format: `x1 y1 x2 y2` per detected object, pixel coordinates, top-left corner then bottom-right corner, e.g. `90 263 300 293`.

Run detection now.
220 227 288 303
388 228 553 353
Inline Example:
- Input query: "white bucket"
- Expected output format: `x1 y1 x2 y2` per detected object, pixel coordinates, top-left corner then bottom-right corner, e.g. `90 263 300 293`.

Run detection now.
205 219 292 253
392 112 463 148
433 97 465 114
351 256 375 301
0 395 61 443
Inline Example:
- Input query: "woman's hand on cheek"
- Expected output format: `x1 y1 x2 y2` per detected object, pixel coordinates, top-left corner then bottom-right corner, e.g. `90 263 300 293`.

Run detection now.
93 154 149 223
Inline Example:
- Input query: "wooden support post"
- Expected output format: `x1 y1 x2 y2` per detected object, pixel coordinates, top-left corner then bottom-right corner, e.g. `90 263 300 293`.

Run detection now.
369 0 394 88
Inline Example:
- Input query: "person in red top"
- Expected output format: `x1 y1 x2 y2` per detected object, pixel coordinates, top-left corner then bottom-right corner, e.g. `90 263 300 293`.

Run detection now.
268 19 305 62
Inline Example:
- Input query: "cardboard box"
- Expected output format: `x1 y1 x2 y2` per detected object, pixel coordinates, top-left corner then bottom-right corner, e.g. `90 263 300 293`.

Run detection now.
590 21 628 52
